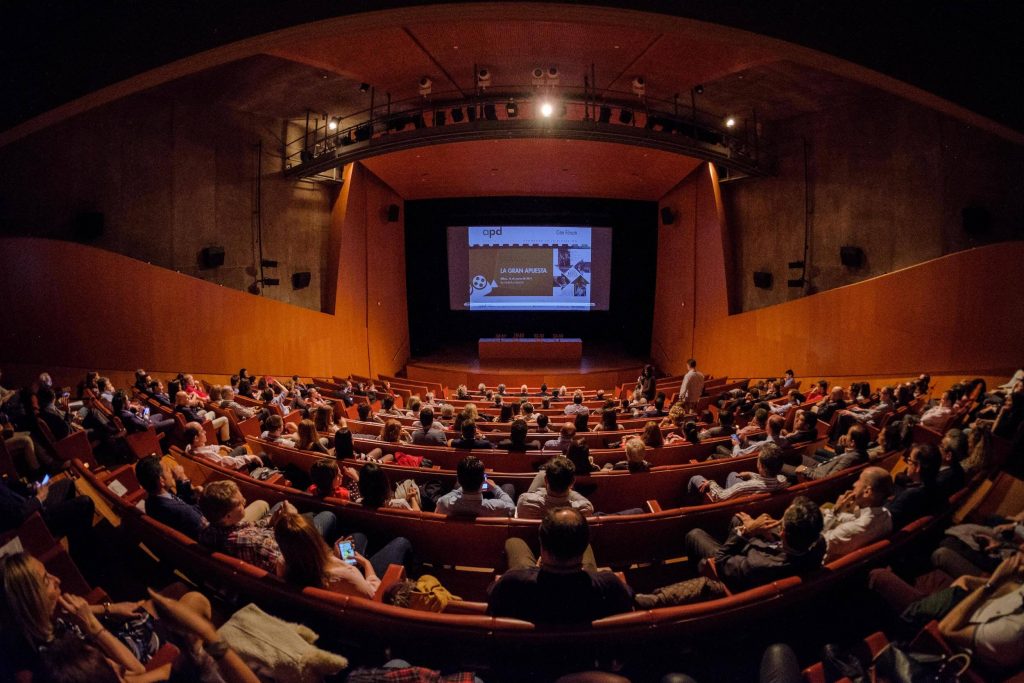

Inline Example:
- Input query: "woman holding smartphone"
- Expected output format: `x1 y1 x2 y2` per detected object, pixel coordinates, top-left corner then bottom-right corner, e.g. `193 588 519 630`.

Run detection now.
273 513 413 600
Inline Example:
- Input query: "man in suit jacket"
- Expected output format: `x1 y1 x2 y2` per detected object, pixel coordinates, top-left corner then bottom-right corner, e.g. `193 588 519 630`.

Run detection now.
135 455 208 539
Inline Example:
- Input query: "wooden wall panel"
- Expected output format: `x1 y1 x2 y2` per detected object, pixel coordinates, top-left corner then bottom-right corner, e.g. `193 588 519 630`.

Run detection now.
652 164 1024 380
0 164 410 385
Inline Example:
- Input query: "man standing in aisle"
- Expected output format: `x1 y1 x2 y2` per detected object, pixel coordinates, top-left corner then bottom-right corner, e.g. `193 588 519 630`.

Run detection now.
679 358 705 412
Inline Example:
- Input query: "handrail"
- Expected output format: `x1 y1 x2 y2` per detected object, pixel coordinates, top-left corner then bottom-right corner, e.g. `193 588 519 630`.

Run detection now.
284 86 764 179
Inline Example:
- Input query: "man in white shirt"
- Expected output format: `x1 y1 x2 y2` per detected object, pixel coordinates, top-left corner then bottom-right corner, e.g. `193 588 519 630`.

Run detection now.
919 390 955 429
821 466 893 563
516 456 594 519
563 392 590 416
184 422 263 470
679 358 705 410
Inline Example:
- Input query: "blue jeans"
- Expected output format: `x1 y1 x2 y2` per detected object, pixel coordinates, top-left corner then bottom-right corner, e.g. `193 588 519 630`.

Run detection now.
349 533 413 576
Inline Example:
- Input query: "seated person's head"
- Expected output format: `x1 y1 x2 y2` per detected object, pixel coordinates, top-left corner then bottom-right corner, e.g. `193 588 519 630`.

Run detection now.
753 407 768 427
758 443 784 477
39 632 123 683
767 415 785 436
538 507 590 568
382 418 403 443
522 402 534 416
309 459 341 497
559 422 577 440
573 391 584 405
907 443 941 485
110 390 128 415
573 412 589 433
134 455 174 496
718 410 734 427
273 511 330 587
847 423 870 452
797 410 817 432
419 407 434 428
183 422 205 448
624 436 647 463
456 455 486 493
856 467 894 507
199 480 245 526
441 404 454 420
566 439 591 473
357 462 390 507
544 456 576 494
940 428 967 464
781 496 824 554
382 396 395 411
682 421 700 443
509 419 529 444
265 414 284 436
643 421 664 447
536 413 549 430
461 418 477 441
174 390 190 406
357 403 372 421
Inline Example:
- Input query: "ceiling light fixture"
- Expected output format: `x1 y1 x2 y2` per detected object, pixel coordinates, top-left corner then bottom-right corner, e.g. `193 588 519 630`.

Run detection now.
725 117 736 128
540 101 554 118
327 117 339 131
418 77 432 96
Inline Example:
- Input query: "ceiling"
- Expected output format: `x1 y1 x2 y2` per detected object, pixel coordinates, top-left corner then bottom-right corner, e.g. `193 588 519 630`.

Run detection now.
360 139 704 200
3 2 1022 135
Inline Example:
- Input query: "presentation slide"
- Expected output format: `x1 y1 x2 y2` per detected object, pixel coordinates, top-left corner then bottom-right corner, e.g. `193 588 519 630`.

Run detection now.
447 226 612 311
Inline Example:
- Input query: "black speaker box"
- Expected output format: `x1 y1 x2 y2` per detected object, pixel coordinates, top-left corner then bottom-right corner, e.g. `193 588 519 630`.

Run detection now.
752 271 773 289
660 207 676 225
74 212 104 241
962 206 991 235
840 246 865 268
200 246 225 269
386 204 400 222
292 272 312 289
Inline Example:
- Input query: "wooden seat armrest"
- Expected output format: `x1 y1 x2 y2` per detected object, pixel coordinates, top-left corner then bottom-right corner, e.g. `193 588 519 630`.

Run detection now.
646 499 662 513
373 564 407 602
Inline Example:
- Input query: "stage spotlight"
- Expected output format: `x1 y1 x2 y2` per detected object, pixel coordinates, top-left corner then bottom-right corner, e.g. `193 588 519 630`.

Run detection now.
418 76 432 96
725 117 736 128
531 67 545 85
506 99 518 117
540 101 554 118
327 117 339 131
547 66 559 85
632 76 645 96
619 108 633 124
359 83 370 93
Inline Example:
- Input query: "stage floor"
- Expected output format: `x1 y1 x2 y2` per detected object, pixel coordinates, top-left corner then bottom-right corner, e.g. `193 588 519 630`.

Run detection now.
404 341 647 390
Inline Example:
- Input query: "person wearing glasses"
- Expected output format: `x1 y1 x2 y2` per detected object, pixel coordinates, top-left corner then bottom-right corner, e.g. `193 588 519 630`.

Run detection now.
885 442 943 529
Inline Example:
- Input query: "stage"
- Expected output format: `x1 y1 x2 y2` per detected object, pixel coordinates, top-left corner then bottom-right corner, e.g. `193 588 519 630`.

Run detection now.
404 340 645 392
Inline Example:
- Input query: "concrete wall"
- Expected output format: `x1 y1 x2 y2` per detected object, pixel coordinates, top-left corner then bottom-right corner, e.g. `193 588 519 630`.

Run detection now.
653 163 1024 380
720 92 1024 311
0 92 333 311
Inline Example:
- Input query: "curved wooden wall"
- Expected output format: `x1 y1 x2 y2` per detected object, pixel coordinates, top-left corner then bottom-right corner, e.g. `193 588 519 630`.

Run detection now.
653 163 1024 379
0 161 408 385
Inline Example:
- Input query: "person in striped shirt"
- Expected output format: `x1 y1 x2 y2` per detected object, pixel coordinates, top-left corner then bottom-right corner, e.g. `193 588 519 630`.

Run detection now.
688 443 789 502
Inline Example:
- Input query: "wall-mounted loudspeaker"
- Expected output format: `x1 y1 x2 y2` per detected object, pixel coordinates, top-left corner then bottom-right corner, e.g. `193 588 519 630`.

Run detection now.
291 272 312 290
752 271 773 289
73 212 104 241
200 246 225 269
839 246 865 268
386 204 400 222
962 206 991 235
660 207 676 225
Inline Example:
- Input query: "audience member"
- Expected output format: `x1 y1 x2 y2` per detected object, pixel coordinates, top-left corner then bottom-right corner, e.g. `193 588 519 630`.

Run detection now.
516 457 594 519
434 456 514 517
689 443 789 501
487 508 633 623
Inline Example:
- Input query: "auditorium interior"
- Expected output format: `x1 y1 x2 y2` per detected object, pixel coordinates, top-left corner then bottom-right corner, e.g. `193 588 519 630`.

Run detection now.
1 2 1023 682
